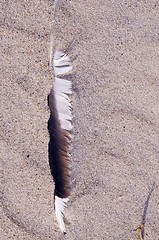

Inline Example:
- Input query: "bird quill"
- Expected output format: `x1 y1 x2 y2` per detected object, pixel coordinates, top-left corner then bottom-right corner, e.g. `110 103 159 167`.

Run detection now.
48 50 73 234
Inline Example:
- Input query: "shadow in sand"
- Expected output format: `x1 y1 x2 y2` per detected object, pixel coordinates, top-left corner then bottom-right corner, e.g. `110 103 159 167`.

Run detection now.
140 182 155 239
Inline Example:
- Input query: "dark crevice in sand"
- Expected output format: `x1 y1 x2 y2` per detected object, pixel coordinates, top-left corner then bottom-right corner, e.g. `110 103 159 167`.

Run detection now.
1 198 36 238
0 22 50 40
136 182 156 239
142 183 156 220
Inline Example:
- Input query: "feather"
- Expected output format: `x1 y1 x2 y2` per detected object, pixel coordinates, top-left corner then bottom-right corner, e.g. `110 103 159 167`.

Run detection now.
48 50 73 233
54 51 73 76
54 0 59 19
49 0 60 68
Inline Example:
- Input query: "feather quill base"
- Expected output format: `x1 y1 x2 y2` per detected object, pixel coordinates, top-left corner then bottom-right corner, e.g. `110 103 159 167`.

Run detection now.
55 196 69 234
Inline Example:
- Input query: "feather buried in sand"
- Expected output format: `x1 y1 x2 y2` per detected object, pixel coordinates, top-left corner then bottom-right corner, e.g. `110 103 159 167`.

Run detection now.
48 50 73 233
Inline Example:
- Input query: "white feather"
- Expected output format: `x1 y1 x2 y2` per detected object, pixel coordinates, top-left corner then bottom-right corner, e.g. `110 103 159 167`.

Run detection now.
54 77 72 94
54 55 71 66
56 101 72 118
53 50 73 232
54 50 68 62
54 51 73 76
55 196 69 233
54 65 73 76
60 120 72 131
55 94 71 106
54 51 73 132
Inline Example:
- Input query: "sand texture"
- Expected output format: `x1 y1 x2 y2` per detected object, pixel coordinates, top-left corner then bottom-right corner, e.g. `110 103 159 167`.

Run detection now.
1 1 159 239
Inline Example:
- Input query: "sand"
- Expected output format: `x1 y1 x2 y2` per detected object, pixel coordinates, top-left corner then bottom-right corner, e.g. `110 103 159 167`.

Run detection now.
1 1 159 239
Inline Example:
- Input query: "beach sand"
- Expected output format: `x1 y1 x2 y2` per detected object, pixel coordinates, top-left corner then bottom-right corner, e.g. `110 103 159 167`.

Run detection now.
1 1 159 239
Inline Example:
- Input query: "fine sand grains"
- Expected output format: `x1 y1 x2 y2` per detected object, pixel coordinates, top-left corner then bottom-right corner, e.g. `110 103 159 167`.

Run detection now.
1 1 159 239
